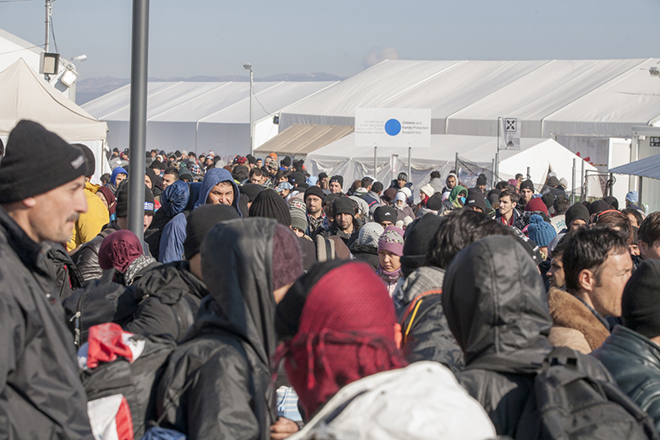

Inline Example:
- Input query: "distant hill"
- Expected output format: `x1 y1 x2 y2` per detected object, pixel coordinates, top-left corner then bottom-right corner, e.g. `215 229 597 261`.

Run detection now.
76 72 345 105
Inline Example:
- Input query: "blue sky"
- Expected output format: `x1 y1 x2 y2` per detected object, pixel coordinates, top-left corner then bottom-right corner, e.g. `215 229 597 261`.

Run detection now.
1 0 659 80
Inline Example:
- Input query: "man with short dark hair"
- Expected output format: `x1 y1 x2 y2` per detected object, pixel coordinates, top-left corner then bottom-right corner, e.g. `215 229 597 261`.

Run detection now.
546 234 569 290
638 212 660 261
249 167 266 185
304 186 326 236
519 179 535 208
329 175 343 194
162 167 179 189
315 196 360 248
0 120 92 438
495 190 520 227
548 227 632 353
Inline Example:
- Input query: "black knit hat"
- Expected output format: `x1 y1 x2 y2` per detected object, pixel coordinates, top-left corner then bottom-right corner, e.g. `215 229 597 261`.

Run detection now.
115 182 155 218
401 214 444 277
304 186 325 203
426 193 443 211
240 182 264 202
465 188 488 213
290 171 305 186
333 196 354 217
520 179 534 192
589 199 613 216
476 174 487 186
622 260 660 339
0 120 87 203
249 189 291 226
184 204 239 259
330 175 343 188
281 156 292 167
373 205 397 224
566 202 590 227
72 143 95 177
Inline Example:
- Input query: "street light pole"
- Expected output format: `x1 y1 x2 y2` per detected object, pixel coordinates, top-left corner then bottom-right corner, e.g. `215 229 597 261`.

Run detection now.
244 62 253 155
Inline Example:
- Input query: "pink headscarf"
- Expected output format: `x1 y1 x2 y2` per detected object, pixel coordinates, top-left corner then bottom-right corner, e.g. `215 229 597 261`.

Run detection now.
98 230 144 273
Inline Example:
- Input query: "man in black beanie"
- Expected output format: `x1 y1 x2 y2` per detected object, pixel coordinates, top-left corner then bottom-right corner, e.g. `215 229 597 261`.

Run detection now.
564 202 590 232
592 259 660 431
329 175 344 194
0 120 92 438
304 185 326 235
66 143 110 252
313 196 360 248
519 179 535 210
249 189 292 226
373 205 397 228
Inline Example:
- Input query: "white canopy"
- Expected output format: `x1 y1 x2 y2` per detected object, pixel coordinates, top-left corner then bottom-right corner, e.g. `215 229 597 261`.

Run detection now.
0 59 109 182
83 80 337 159
305 133 596 201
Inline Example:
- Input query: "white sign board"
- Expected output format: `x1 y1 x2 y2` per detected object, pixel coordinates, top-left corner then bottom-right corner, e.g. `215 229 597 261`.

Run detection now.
355 108 431 148
500 117 520 151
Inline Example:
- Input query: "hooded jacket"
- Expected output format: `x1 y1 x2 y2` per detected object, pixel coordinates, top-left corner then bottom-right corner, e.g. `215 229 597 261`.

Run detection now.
0 205 92 439
66 180 110 252
159 168 241 263
442 235 553 437
145 180 191 261
155 218 277 439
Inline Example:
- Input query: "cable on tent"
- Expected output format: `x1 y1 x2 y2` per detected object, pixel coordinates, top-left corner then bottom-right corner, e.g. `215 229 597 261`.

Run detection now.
253 92 274 117
49 13 60 53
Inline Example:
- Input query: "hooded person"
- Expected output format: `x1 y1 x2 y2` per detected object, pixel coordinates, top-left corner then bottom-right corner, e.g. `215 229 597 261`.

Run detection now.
98 229 159 286
145 180 191 261
159 168 241 263
350 221 384 270
155 218 303 439
107 166 128 194
274 261 496 440
442 235 614 437
377 226 405 296
446 185 467 211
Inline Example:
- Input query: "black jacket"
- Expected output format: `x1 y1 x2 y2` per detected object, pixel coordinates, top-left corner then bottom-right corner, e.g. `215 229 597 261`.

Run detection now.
350 244 379 270
124 261 206 342
592 325 660 432
395 266 464 371
155 218 278 439
72 222 118 282
0 205 92 439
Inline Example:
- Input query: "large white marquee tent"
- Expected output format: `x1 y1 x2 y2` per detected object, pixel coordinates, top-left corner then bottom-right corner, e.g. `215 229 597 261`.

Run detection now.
83 80 337 159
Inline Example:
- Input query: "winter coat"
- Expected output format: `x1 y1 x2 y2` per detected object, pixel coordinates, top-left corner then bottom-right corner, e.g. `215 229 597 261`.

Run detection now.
395 266 464 371
67 180 110 252
351 244 379 270
145 180 191 261
123 261 207 342
547 287 610 354
159 169 241 263
0 205 92 439
592 325 660 433
313 218 361 249
155 218 278 439
287 362 495 440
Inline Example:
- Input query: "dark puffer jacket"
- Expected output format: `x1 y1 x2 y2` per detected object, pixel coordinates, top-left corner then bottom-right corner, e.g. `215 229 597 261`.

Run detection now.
442 235 612 438
592 325 660 432
123 260 206 342
72 223 118 282
155 218 278 439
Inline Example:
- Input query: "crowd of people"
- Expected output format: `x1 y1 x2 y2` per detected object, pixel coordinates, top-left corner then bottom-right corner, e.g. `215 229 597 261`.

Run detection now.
2 119 660 439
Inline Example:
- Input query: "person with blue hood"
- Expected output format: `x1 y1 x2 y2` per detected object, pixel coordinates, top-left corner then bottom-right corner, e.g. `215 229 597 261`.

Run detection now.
106 166 128 194
159 168 242 263
145 180 190 261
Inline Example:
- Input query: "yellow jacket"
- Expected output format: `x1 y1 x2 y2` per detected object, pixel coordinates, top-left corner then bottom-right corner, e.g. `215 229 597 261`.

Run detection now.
67 181 110 252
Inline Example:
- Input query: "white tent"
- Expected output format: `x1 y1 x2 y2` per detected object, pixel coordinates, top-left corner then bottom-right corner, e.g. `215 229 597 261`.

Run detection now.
279 59 660 169
305 134 596 202
0 59 109 183
83 80 338 160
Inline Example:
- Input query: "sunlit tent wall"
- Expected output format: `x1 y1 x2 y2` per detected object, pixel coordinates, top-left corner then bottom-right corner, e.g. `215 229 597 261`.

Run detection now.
0 59 109 183
304 134 596 203
277 59 660 198
83 81 337 160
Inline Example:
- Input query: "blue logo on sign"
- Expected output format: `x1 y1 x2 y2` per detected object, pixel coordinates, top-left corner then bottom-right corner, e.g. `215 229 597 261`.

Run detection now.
385 119 401 136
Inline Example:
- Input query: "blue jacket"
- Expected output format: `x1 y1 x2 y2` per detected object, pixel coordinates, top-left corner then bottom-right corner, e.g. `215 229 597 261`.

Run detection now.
159 169 241 263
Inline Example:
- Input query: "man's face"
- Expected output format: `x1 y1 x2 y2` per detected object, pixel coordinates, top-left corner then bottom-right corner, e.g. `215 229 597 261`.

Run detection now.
28 176 87 243
569 219 587 232
397 178 407 188
588 251 633 317
162 173 177 189
639 239 660 260
306 195 323 215
546 254 565 289
329 181 342 194
256 159 263 168
115 173 127 186
150 151 157 158
499 195 515 216
205 158 214 167
207 182 234 206
334 213 353 231
446 176 456 189
144 175 152 189
249 174 263 185
380 220 394 228
477 184 486 193
521 188 534 203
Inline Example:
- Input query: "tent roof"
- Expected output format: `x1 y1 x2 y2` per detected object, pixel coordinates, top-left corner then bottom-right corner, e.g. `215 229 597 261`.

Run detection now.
254 123 354 156
84 80 338 124
278 59 660 139
609 153 660 180
0 59 107 140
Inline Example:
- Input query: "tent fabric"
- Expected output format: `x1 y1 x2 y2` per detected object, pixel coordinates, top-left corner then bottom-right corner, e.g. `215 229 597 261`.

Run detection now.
304 134 596 202
278 59 660 140
0 59 109 183
83 81 338 157
254 124 354 156
609 154 660 180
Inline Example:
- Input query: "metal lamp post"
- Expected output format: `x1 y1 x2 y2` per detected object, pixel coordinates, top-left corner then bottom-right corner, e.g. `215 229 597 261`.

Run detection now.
244 62 253 155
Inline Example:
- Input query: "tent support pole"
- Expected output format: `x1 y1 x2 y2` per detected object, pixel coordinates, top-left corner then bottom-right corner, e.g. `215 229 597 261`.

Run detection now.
373 146 377 179
127 0 149 241
571 158 576 204
455 152 458 178
580 160 585 201
639 176 643 206
407 146 411 184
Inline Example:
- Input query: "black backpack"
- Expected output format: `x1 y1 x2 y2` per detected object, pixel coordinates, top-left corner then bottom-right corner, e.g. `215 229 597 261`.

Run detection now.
519 346 658 440
82 334 176 439
63 269 137 347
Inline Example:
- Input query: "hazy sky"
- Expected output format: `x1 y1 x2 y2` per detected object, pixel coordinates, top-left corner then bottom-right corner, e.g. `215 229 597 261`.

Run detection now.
1 0 659 80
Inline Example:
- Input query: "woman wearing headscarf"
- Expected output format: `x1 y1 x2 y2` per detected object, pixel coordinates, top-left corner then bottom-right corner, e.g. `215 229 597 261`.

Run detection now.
376 226 405 297
98 230 158 286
